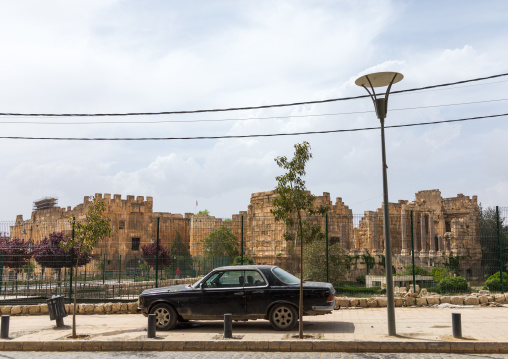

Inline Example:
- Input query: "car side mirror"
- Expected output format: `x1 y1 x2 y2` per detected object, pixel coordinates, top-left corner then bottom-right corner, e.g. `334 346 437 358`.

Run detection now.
199 283 205 290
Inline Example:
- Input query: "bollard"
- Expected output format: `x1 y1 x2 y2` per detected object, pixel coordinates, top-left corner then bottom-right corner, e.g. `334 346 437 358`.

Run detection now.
147 314 156 338
224 313 232 339
1 315 9 339
452 313 462 338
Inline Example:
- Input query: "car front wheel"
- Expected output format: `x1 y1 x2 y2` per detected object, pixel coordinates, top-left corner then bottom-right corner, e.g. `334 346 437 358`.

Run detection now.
150 303 178 330
269 304 297 330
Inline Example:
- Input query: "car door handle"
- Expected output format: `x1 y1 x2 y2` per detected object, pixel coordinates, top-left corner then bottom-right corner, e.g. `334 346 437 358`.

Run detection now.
234 292 245 296
253 290 264 294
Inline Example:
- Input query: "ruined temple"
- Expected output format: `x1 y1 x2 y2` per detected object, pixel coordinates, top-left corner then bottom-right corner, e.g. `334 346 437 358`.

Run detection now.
10 189 482 278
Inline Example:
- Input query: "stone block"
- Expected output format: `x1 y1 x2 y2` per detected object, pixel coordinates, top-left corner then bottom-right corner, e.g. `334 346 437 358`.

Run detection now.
112 303 121 313
335 297 350 308
127 302 138 313
426 297 440 305
104 303 113 312
416 297 428 306
350 299 360 307
440 296 451 304
10 306 21 315
40 304 49 314
394 298 403 307
450 296 464 305
367 298 378 307
120 303 128 312
464 296 479 305
495 294 507 303
21 306 30 314
0 306 11 315
78 304 87 314
357 298 368 307
94 304 105 314
28 305 40 314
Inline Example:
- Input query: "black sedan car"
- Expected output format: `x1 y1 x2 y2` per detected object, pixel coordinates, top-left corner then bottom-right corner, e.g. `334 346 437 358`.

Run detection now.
138 265 336 331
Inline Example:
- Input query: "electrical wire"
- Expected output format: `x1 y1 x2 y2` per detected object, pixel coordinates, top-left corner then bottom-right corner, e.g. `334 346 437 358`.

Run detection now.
1 113 506 141
1 73 507 117
1 98 507 125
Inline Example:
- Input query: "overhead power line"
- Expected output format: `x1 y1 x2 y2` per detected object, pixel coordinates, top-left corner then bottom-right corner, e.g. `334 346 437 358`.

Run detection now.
1 73 507 118
1 113 506 141
1 98 507 125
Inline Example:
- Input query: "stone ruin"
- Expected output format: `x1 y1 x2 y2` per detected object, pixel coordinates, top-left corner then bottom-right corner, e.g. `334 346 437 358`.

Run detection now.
10 189 482 279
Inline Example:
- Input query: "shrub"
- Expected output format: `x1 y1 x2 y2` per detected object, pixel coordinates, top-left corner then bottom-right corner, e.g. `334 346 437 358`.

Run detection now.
430 267 451 283
401 265 431 276
438 276 469 293
356 274 366 285
485 272 508 292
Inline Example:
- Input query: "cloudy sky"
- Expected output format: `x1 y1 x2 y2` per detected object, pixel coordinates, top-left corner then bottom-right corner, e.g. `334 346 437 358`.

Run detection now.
1 0 507 222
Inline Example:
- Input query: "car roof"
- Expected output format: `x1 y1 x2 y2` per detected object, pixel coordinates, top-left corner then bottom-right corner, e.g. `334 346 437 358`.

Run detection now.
213 265 277 271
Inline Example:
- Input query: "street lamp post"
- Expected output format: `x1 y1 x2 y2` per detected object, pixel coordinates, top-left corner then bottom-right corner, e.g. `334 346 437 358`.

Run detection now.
355 71 403 336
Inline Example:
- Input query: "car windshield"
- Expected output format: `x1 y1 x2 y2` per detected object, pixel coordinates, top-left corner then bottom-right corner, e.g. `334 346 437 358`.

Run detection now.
272 267 300 284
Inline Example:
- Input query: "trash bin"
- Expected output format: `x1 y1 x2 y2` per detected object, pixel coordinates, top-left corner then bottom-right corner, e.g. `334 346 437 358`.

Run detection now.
46 295 67 327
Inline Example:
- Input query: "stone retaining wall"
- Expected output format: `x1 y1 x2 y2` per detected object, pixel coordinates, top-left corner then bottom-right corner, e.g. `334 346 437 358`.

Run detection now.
335 293 508 308
1 293 506 316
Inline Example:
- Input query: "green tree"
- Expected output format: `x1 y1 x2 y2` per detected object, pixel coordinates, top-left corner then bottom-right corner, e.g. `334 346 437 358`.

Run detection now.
479 206 508 277
170 231 194 276
270 141 328 339
65 195 112 338
201 226 239 259
197 209 210 216
303 240 347 285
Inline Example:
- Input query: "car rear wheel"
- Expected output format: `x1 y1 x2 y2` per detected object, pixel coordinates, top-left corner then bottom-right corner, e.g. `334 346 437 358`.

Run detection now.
150 303 178 330
269 304 297 330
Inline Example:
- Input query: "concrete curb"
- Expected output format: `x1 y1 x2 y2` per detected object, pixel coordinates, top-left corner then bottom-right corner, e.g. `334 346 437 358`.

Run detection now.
0 340 507 353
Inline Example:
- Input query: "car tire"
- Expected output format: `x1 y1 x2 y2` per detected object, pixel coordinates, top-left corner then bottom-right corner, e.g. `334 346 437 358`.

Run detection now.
150 303 178 330
269 303 298 331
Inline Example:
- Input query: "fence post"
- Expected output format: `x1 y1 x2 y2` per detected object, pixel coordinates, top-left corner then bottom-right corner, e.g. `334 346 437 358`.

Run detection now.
102 252 106 285
326 213 329 283
411 211 416 290
155 217 160 288
118 255 121 284
69 218 74 305
241 216 244 265
496 206 504 294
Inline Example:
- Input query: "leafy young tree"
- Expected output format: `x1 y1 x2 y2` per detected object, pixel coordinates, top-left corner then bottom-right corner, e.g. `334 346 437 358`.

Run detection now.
0 236 33 273
197 209 210 216
303 240 347 285
201 226 239 259
65 196 112 338
270 141 328 339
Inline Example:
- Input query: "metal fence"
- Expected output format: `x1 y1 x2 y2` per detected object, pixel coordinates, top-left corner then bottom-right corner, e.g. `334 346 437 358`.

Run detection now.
0 206 506 303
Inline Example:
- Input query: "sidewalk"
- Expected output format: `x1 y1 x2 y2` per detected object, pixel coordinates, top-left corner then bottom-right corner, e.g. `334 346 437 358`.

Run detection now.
0 306 507 353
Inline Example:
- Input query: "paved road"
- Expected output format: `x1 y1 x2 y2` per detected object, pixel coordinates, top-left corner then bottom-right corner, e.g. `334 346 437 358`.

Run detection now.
0 353 507 359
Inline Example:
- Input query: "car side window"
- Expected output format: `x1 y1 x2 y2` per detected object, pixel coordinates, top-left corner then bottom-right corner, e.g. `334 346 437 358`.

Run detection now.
244 270 266 287
204 271 245 288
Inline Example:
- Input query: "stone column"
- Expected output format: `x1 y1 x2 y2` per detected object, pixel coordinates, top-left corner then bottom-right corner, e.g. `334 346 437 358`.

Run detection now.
420 214 428 258
429 215 436 258
438 235 444 253
372 215 380 255
401 211 410 256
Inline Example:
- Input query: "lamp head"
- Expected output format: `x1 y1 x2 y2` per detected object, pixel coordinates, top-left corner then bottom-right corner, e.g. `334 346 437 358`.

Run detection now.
355 72 403 88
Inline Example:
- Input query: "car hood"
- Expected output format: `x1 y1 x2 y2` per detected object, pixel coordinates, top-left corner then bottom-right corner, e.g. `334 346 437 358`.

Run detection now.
140 284 191 295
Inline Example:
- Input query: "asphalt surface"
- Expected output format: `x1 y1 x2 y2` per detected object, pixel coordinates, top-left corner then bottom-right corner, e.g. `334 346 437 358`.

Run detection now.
0 306 507 354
